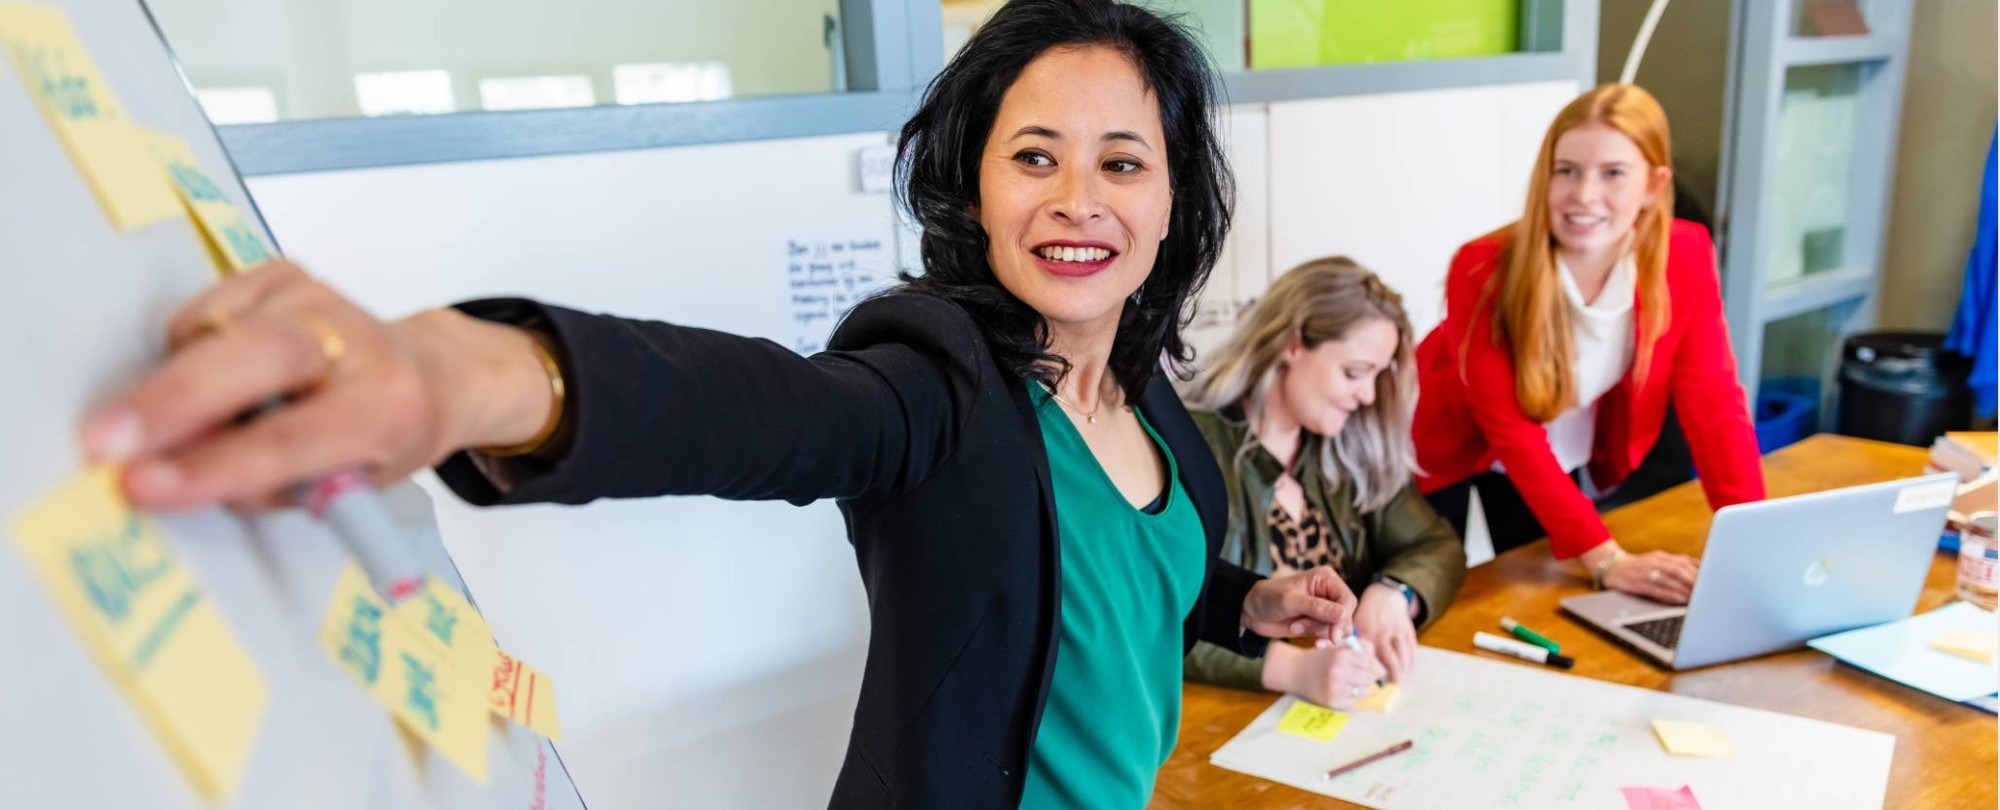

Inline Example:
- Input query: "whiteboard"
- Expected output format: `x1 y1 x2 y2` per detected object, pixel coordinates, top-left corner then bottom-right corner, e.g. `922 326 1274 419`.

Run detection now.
1210 647 1895 809
0 0 583 806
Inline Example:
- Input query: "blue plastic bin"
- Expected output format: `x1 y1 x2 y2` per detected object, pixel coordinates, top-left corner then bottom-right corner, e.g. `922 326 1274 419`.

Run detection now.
1755 377 1820 454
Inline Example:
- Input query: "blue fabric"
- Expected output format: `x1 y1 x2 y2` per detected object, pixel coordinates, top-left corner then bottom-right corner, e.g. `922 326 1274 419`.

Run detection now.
1946 130 1997 418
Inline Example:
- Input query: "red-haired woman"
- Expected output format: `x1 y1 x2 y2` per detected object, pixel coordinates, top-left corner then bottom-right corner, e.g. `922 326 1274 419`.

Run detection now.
1415 83 1765 604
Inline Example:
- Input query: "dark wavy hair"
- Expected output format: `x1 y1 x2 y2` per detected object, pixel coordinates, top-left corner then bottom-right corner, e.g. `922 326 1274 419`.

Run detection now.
895 0 1234 405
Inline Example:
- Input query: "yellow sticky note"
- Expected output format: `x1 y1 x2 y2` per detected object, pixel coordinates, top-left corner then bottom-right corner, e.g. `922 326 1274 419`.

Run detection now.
1354 683 1401 713
396 576 498 672
1651 719 1732 758
140 128 273 275
395 576 563 741
320 563 489 783
488 648 563 741
9 466 267 803
1276 699 1349 742
0 2 181 230
1930 628 1998 664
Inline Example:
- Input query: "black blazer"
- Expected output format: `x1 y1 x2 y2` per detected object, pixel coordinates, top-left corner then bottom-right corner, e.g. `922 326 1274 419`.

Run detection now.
435 292 1268 808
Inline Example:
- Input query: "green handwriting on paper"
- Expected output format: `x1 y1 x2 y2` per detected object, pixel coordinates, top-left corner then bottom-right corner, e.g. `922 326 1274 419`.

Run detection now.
18 43 98 119
165 160 225 203
69 513 169 622
399 651 440 731
337 595 385 684
220 219 271 264
415 591 459 645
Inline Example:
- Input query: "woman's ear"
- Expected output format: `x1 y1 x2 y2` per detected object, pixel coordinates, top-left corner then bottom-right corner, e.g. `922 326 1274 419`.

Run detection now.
1279 332 1305 365
1642 164 1673 209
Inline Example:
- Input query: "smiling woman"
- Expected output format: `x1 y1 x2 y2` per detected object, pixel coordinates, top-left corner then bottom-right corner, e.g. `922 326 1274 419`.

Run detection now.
899 0 1231 414
1412 84 1767 607
84 1 1353 807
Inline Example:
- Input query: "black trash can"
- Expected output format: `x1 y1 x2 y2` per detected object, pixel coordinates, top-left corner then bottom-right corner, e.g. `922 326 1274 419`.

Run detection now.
1835 331 1973 446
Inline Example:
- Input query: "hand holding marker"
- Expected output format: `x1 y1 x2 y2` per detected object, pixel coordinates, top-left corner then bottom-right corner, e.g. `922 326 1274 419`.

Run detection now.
190 255 426 603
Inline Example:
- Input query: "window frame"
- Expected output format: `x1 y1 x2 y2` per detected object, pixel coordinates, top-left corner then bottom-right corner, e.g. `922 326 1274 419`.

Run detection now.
175 0 1595 176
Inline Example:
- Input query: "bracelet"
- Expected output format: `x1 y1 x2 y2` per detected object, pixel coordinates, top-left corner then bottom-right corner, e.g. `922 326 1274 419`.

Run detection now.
474 330 567 457
1591 547 1626 590
1373 575 1416 607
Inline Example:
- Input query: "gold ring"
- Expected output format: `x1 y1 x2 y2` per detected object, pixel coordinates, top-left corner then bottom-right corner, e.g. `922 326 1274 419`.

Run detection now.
193 307 235 338
295 314 346 380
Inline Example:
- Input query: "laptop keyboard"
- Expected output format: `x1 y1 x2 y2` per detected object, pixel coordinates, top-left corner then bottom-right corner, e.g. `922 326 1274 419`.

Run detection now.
1625 615 1685 649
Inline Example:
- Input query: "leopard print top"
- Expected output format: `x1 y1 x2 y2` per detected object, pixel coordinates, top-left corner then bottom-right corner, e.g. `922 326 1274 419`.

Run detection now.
1267 497 1344 578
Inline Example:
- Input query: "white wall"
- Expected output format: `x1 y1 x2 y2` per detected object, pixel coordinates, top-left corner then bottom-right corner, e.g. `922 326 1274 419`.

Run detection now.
243 80 1580 808
247 132 894 809
1266 81 1580 337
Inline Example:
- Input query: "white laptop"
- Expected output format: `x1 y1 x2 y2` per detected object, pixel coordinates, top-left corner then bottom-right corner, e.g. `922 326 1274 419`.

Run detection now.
1561 473 1959 670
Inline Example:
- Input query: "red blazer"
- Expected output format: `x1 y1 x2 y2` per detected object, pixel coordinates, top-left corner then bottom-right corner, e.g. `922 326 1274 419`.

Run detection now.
1413 219 1766 559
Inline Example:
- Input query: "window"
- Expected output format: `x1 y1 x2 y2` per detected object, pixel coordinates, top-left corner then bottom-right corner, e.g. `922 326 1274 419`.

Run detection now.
613 63 733 105
149 0 847 122
194 87 280 125
353 70 456 117
479 75 598 111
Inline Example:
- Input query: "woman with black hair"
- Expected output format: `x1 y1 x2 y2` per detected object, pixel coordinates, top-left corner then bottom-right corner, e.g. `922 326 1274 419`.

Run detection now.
82 0 1355 806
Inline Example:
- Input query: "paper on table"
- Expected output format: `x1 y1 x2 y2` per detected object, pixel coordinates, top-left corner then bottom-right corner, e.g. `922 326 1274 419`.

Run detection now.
1209 647 1894 809
1620 784 1703 810
0 2 181 230
1808 601 2000 702
9 466 268 802
1649 720 1731 758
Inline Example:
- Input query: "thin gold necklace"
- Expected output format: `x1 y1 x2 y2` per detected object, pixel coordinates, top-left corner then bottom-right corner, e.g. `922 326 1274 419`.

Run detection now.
1041 381 1107 424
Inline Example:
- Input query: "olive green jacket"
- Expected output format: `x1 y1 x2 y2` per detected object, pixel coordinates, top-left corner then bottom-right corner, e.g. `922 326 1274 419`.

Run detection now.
1183 406 1466 690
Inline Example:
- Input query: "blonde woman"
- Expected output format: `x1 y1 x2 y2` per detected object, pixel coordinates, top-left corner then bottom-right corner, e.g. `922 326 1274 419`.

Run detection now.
1181 258 1465 708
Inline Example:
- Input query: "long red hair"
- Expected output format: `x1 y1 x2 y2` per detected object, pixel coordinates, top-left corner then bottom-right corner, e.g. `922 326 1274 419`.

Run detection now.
1475 83 1674 422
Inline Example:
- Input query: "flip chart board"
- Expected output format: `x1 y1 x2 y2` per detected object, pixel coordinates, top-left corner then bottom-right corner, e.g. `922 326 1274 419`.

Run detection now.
0 1 584 806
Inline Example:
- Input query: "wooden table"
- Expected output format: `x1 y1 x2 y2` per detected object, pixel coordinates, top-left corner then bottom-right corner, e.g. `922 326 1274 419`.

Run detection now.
1152 434 1997 809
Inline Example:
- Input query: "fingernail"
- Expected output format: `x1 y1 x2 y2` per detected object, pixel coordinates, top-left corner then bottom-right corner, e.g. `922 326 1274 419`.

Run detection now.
1290 621 1306 636
128 461 182 499
82 409 142 462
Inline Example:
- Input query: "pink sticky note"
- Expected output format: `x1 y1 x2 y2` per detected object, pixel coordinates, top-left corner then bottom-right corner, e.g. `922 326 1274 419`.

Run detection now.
1620 785 1703 810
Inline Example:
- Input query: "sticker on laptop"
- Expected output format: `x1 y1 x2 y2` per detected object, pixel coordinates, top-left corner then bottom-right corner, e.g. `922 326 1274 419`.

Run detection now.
1892 480 1956 514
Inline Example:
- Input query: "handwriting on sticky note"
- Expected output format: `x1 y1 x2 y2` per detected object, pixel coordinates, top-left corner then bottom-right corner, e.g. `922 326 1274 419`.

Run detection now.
392 576 563 741
396 576 497 670
0 2 181 230
1276 700 1349 742
10 466 267 802
1650 719 1731 758
140 129 272 274
1620 784 1704 810
490 649 563 741
1354 683 1400 713
1930 628 1998 664
320 563 489 783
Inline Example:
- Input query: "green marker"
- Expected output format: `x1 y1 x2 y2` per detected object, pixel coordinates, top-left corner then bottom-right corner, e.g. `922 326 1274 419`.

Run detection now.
1500 617 1560 654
